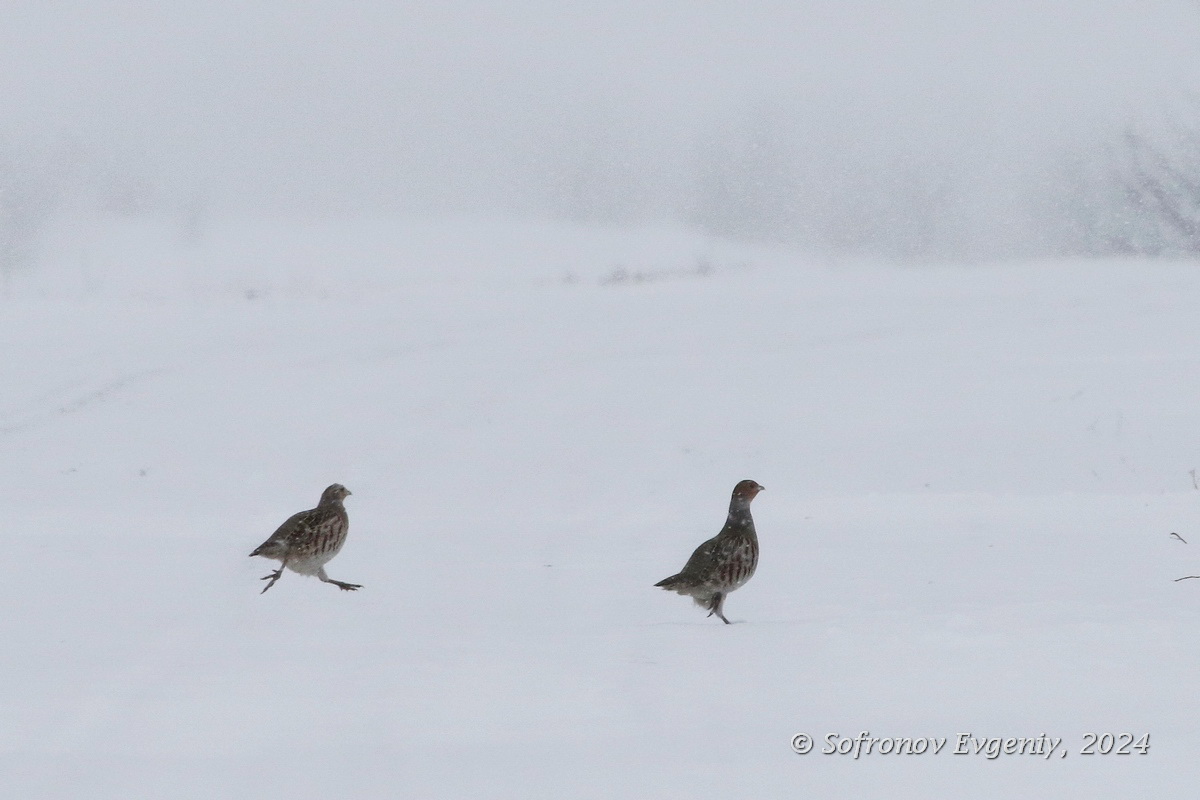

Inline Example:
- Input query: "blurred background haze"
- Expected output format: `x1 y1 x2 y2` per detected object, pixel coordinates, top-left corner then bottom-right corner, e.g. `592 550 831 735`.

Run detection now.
4 0 1200 277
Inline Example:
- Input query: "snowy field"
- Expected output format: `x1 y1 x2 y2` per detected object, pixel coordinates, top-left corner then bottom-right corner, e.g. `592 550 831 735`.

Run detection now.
2 217 1199 797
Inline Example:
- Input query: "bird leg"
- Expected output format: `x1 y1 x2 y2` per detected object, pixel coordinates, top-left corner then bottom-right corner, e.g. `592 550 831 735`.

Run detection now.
260 564 285 594
318 567 361 591
706 593 731 624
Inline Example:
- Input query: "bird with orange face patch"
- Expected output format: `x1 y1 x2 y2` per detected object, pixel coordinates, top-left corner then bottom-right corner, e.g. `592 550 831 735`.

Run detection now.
655 480 764 623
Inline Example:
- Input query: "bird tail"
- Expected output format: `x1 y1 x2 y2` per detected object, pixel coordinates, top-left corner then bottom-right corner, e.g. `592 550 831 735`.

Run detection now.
654 573 694 593
249 542 281 559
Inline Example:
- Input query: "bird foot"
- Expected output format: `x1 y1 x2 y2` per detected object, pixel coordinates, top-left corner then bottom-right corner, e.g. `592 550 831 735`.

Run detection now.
329 580 362 591
260 568 284 594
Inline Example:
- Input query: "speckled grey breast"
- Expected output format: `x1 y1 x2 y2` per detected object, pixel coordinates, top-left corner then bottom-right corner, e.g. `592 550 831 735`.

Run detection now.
707 535 758 592
292 513 348 561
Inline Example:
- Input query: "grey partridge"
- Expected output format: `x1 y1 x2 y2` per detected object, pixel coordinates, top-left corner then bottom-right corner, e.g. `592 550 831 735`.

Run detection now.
249 483 361 594
655 480 763 623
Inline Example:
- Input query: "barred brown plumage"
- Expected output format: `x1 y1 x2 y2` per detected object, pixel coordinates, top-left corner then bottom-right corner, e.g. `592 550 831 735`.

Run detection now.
249 483 361 594
654 480 763 624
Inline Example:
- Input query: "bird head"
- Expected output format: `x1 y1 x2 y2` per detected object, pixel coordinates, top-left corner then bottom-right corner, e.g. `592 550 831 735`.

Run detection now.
320 483 352 505
732 480 765 501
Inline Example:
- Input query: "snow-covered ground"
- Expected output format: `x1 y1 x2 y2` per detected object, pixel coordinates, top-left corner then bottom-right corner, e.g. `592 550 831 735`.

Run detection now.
2 217 1198 797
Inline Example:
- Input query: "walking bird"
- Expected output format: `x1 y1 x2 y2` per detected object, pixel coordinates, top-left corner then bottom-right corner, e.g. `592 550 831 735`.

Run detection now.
655 480 764 623
249 483 361 594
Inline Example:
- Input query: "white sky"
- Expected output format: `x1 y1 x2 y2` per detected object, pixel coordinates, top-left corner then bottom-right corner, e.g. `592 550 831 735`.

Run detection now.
2 1 1199 252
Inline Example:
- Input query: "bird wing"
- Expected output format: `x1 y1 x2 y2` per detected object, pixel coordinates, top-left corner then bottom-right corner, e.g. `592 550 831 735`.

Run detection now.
282 509 322 545
678 534 722 577
249 507 323 558
255 508 316 548
685 530 749 573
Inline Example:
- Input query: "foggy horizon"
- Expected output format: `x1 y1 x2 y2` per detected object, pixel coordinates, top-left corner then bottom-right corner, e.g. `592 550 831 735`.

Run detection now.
4 1 1200 260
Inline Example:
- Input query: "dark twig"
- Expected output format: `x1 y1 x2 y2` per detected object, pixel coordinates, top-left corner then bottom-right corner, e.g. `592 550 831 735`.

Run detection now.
1170 532 1188 544
1174 575 1200 581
